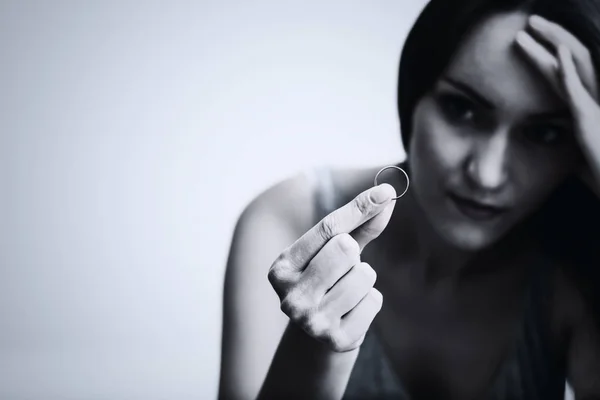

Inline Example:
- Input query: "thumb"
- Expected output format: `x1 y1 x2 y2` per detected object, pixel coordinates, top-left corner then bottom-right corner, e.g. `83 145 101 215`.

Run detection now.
351 199 396 252
286 183 396 271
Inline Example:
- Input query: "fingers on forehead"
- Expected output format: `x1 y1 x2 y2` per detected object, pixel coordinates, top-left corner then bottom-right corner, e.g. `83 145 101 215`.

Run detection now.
529 16 588 56
517 31 558 69
558 45 594 111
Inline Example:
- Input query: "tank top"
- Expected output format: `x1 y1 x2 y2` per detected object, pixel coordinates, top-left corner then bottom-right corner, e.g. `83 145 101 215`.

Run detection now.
306 166 568 400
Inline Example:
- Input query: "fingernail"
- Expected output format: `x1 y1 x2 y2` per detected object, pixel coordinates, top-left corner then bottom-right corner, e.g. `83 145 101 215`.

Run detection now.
529 15 546 29
369 184 395 204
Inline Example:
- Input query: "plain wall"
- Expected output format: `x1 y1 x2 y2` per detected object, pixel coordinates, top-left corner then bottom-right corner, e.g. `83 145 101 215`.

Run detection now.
0 1 427 398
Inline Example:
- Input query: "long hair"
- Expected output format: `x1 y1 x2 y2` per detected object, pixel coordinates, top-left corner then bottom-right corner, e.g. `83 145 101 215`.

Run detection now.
397 0 600 318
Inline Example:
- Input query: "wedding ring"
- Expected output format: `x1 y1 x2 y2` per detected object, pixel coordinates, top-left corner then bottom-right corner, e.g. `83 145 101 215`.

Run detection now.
373 165 410 200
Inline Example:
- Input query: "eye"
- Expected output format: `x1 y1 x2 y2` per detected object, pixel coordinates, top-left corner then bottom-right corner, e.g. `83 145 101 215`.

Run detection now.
438 93 476 123
524 124 568 146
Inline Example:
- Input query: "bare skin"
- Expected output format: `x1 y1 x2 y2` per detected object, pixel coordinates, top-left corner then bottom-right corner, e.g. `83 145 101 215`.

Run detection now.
328 166 538 399
219 166 598 400
331 167 529 393
323 166 591 399
218 11 600 400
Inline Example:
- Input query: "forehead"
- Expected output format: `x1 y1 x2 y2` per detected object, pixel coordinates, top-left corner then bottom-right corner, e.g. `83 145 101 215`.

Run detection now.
443 12 564 114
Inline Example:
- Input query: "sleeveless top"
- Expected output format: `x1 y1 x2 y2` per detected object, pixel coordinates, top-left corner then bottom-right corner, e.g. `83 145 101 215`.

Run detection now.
306 166 568 400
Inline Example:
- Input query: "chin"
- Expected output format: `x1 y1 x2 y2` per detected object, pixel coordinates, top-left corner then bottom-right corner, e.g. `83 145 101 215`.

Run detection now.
440 223 499 252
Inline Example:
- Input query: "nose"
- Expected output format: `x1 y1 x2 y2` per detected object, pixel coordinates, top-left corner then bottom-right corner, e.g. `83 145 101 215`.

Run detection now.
465 132 509 192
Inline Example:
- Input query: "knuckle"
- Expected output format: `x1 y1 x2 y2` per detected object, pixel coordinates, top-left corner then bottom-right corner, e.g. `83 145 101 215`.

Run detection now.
270 251 291 272
268 256 294 287
267 265 284 286
280 289 308 321
318 216 337 240
354 196 372 217
334 233 360 258
305 312 331 338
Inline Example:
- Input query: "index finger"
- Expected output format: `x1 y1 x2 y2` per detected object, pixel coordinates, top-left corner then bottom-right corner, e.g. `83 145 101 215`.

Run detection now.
529 15 588 57
528 15 598 98
285 183 396 271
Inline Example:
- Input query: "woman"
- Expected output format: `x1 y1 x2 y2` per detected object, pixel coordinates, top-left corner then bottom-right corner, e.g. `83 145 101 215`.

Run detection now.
219 0 600 399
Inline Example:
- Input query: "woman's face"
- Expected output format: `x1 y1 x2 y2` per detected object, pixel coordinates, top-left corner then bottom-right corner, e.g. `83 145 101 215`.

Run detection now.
409 11 582 251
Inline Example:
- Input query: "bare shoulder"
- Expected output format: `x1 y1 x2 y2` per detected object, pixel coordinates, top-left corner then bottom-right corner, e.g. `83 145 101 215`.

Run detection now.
241 165 384 229
219 171 314 400
219 165 380 400
238 170 317 236
328 164 390 207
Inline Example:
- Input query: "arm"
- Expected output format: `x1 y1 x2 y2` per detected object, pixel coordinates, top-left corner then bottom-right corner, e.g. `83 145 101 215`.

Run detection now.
258 184 394 399
218 173 316 400
516 16 600 198
219 173 395 400
257 321 360 400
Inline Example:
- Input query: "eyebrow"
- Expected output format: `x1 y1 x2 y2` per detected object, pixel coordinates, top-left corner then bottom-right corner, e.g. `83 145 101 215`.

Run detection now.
526 109 572 121
441 76 495 110
440 76 572 120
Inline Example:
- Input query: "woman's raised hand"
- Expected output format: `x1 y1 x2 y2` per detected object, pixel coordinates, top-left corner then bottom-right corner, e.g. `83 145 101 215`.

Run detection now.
515 15 600 194
267 183 397 352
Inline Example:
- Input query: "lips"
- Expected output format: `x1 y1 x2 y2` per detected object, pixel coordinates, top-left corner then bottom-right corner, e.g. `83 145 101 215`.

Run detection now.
448 193 508 221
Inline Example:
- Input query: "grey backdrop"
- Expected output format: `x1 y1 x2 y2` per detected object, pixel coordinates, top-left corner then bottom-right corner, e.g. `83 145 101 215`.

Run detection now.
1 1 537 399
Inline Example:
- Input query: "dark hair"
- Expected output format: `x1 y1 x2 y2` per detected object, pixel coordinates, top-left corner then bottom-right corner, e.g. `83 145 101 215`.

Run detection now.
396 0 600 316
398 0 600 148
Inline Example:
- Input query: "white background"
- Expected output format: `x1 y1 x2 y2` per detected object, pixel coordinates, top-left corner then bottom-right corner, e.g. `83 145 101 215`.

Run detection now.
0 1 426 399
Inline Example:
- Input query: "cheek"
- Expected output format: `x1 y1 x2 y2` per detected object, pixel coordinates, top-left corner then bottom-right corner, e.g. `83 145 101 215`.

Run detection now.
410 99 471 174
514 159 571 205
509 145 580 217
